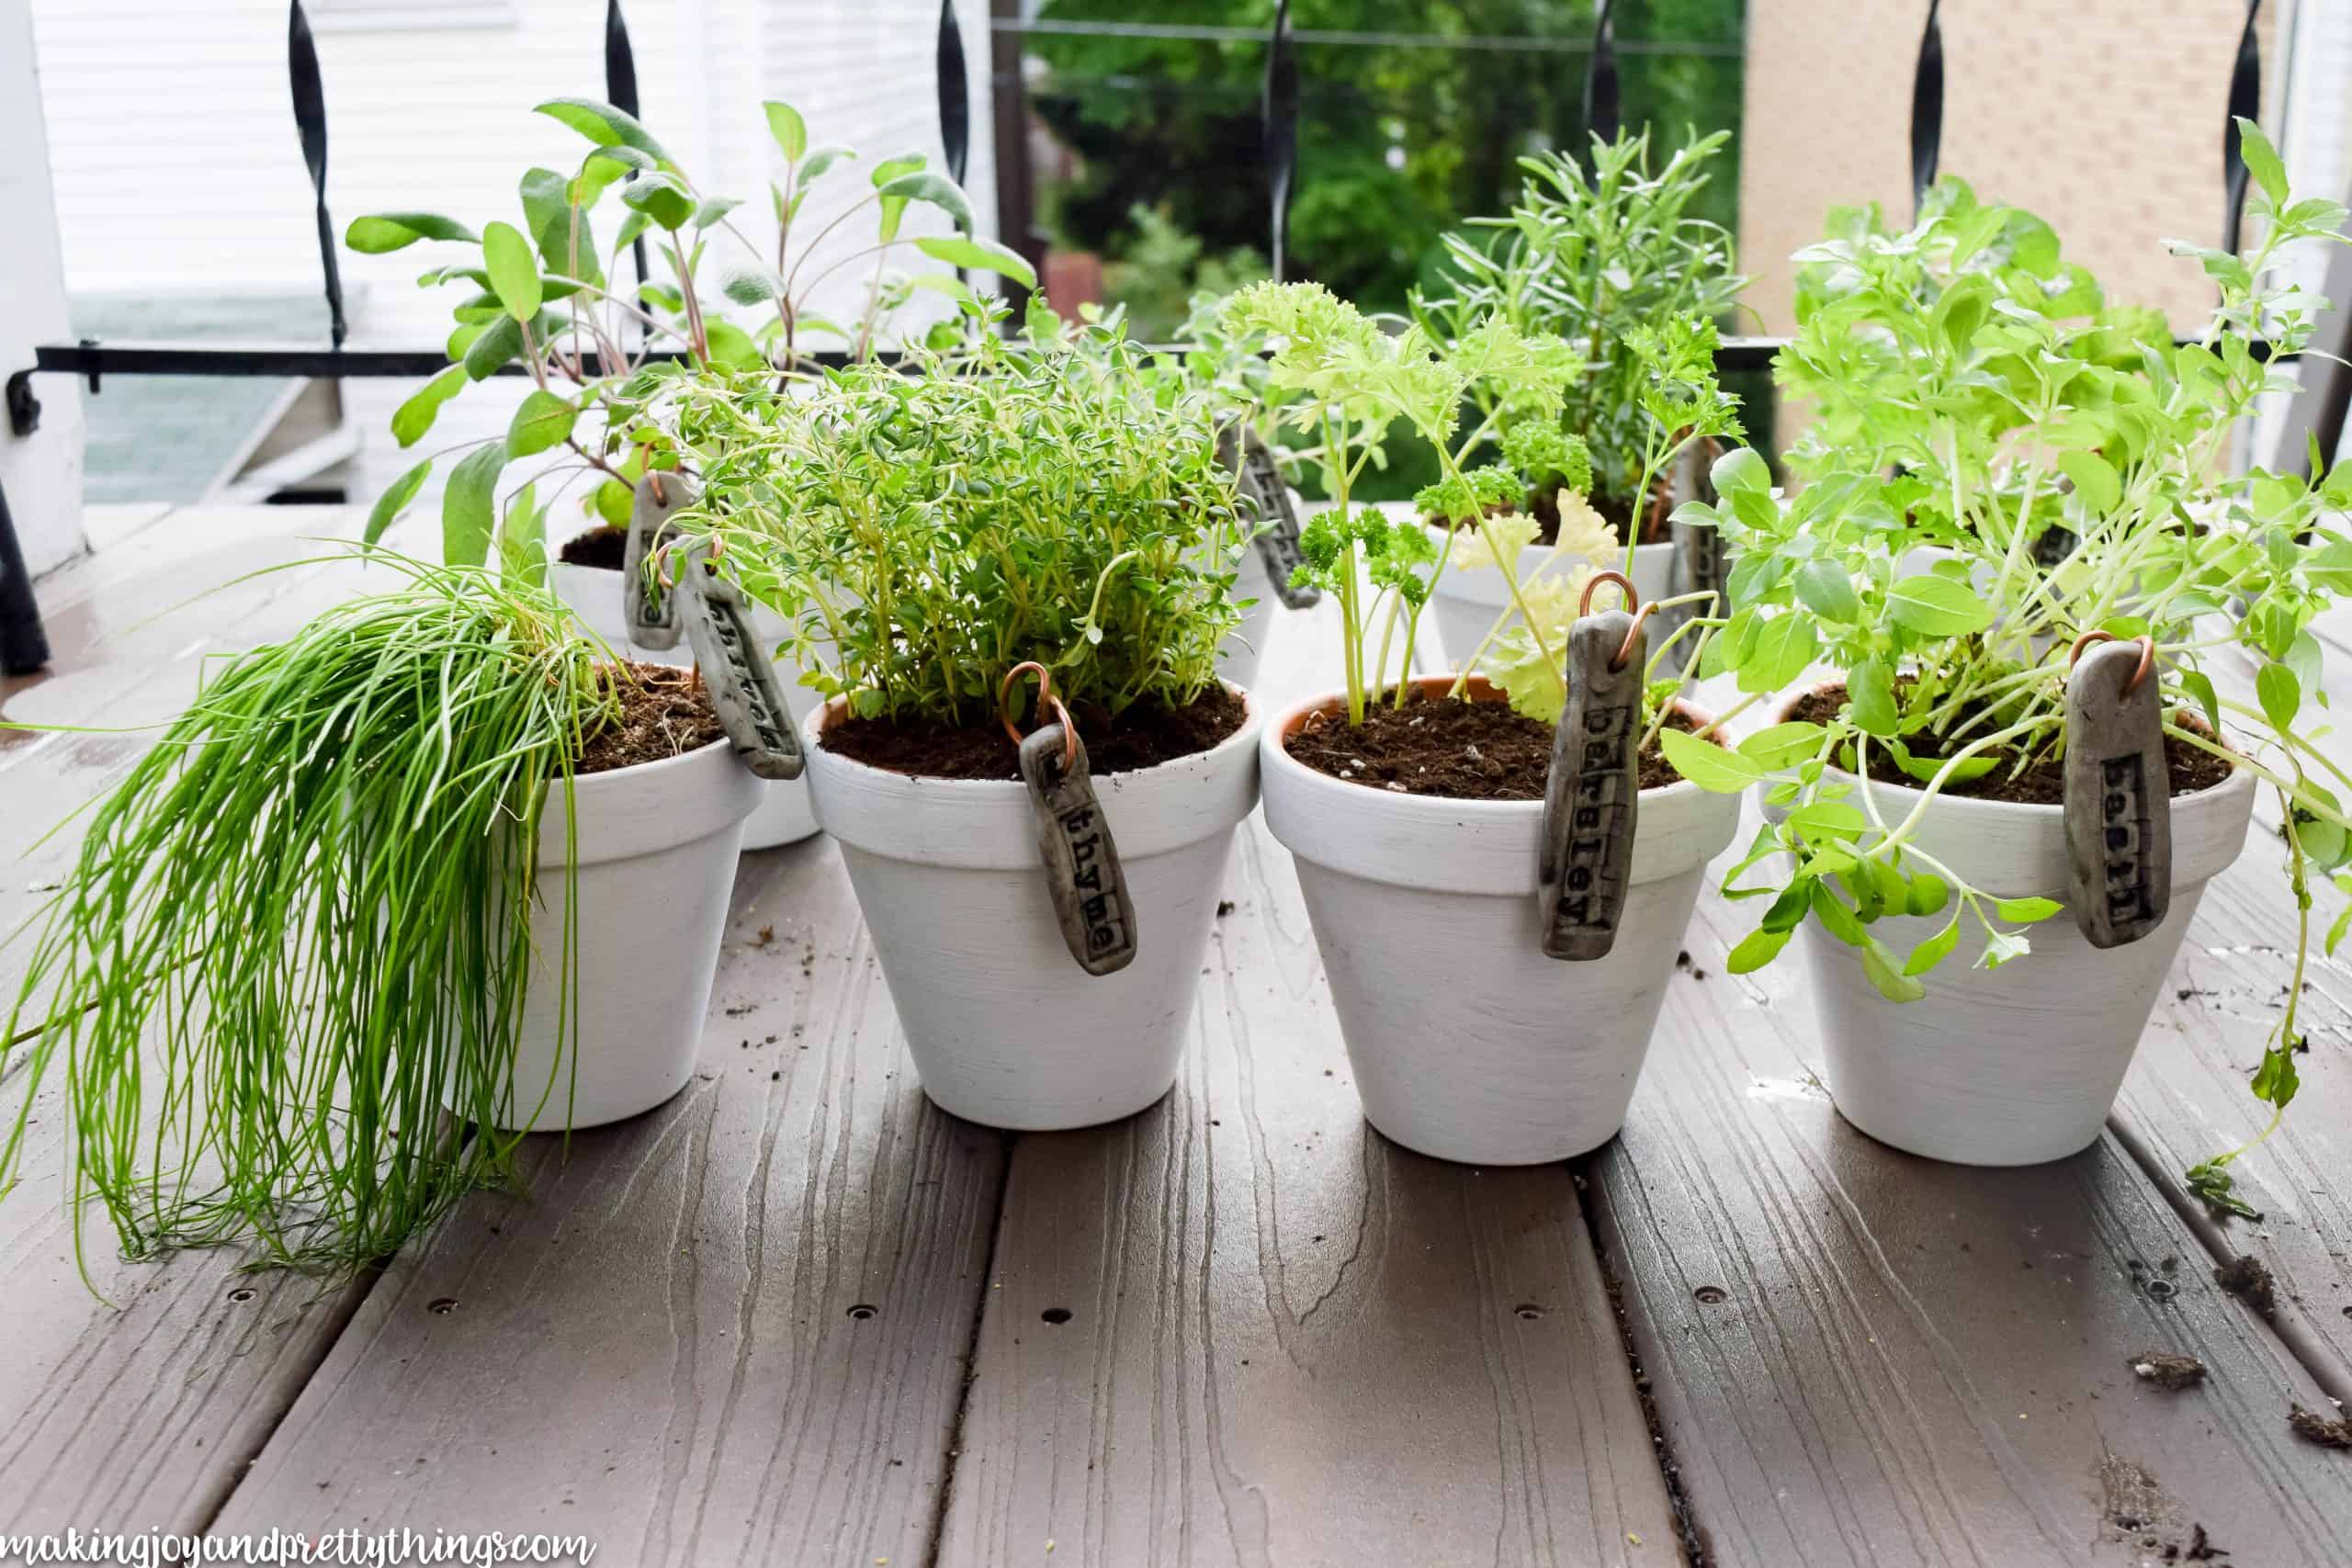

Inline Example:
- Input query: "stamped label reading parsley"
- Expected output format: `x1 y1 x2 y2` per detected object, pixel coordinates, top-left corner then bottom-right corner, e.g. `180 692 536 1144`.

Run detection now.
2063 639 2170 948
679 544 805 781
1218 423 1321 610
623 474 689 650
1020 726 1138 976
1538 610 1645 960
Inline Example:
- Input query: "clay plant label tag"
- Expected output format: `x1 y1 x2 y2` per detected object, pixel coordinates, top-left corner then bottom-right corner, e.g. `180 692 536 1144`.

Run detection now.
678 544 804 781
1218 423 1321 610
2063 640 2171 948
622 473 690 650
1020 725 1138 976
1538 609 1645 960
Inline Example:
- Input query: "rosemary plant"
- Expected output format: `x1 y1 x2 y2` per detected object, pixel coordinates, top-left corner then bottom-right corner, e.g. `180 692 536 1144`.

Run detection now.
2 557 615 1276
1669 121 2352 1213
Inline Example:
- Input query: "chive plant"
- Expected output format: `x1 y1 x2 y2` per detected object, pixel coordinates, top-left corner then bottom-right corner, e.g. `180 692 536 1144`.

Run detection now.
1 557 614 1276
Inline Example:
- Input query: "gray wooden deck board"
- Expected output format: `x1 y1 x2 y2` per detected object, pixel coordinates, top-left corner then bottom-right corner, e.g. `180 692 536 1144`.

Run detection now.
1589 877 2352 1566
209 841 1009 1566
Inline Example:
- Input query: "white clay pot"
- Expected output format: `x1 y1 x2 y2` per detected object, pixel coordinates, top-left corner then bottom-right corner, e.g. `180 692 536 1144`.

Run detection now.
801 689 1264 1130
1261 675 1742 1163
1764 689 2256 1165
552 549 820 850
497 737 764 1132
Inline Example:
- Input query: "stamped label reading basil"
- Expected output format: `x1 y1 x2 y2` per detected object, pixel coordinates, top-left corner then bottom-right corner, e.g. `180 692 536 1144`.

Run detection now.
1019 725 1138 976
2063 640 2170 948
678 545 804 782
1217 423 1321 610
623 474 688 650
1538 609 1645 960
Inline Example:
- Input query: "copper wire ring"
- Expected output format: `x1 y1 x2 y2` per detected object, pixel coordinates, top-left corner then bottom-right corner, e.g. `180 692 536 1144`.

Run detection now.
1614 604 1657 673
999 660 1080 772
2068 629 2154 695
648 468 667 505
1579 570 1638 617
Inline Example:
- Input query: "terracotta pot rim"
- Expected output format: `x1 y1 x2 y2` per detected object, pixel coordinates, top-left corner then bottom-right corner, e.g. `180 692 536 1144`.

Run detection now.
1265 674 1720 809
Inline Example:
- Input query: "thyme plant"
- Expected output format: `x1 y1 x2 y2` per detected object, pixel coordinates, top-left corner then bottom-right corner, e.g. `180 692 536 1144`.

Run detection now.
349 97 1025 570
666 316 1247 725
2 558 618 1276
1669 122 2352 1213
1414 130 1745 531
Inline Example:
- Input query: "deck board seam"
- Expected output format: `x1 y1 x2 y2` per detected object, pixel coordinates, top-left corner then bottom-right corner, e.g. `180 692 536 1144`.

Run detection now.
919 1124 1017 1568
2105 1114 2352 1406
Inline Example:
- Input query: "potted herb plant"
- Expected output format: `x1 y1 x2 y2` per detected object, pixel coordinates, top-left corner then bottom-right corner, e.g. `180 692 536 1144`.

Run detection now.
1669 124 2348 1193
1234 281 1752 1164
1 555 761 1274
673 320 1261 1132
351 97 1028 850
1407 129 1747 667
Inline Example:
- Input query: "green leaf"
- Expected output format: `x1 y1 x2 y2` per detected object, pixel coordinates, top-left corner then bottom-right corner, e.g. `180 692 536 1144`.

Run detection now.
442 442 505 568
1905 873 1951 917
461 313 523 380
2178 668 2223 739
1849 660 1898 737
520 167 598 284
620 169 696 231
1710 446 1770 496
1738 614 1819 695
1810 883 1869 945
1725 924 1793 973
1738 721 1825 771
797 145 856 186
1902 916 1961 976
594 478 633 527
2236 117 2290 207
2186 1158 2263 1222
1759 877 1816 933
498 481 547 592
703 320 766 372
762 100 807 162
536 97 670 164
1793 558 1860 622
2057 450 2121 516
1860 939 1928 1002
2251 1039 2301 1111
346 211 476 254
481 221 543 322
365 458 431 546
914 233 1038 290
2257 660 2301 733
693 197 740 231
390 366 467 449
876 170 973 235
721 265 785 307
1994 896 2063 922
505 389 577 458
1886 574 1995 637
1658 727 1765 793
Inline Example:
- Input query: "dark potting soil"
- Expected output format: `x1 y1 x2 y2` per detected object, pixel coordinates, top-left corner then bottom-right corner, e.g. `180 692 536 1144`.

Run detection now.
2212 1252 2278 1315
1788 683 2234 807
820 685 1247 782
559 525 629 570
573 662 726 776
2128 1351 2209 1392
2290 1403 2352 1449
1283 685 1708 801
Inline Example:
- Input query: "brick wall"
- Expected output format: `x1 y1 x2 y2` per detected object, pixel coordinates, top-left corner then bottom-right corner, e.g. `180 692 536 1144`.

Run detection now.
1738 1 2277 338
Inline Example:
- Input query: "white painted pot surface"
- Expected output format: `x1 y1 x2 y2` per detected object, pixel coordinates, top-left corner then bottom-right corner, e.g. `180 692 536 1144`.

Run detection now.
499 737 764 1132
1261 676 1742 1164
802 689 1264 1130
1765 691 2256 1165
552 551 820 849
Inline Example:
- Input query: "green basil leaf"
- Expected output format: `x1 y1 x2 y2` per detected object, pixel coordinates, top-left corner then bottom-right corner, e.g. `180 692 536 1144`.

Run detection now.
1658 727 1765 793
1886 574 1995 637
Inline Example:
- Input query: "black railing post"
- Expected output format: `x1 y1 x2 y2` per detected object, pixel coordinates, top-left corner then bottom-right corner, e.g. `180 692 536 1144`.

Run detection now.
2222 0 2265 254
1263 0 1297 281
1909 0 1944 219
938 0 970 186
605 0 652 321
1583 0 1620 146
0 479 52 675
288 1 346 349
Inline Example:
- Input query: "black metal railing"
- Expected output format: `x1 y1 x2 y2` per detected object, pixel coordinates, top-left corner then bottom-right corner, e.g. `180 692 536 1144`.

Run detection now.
0 1 2305 675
